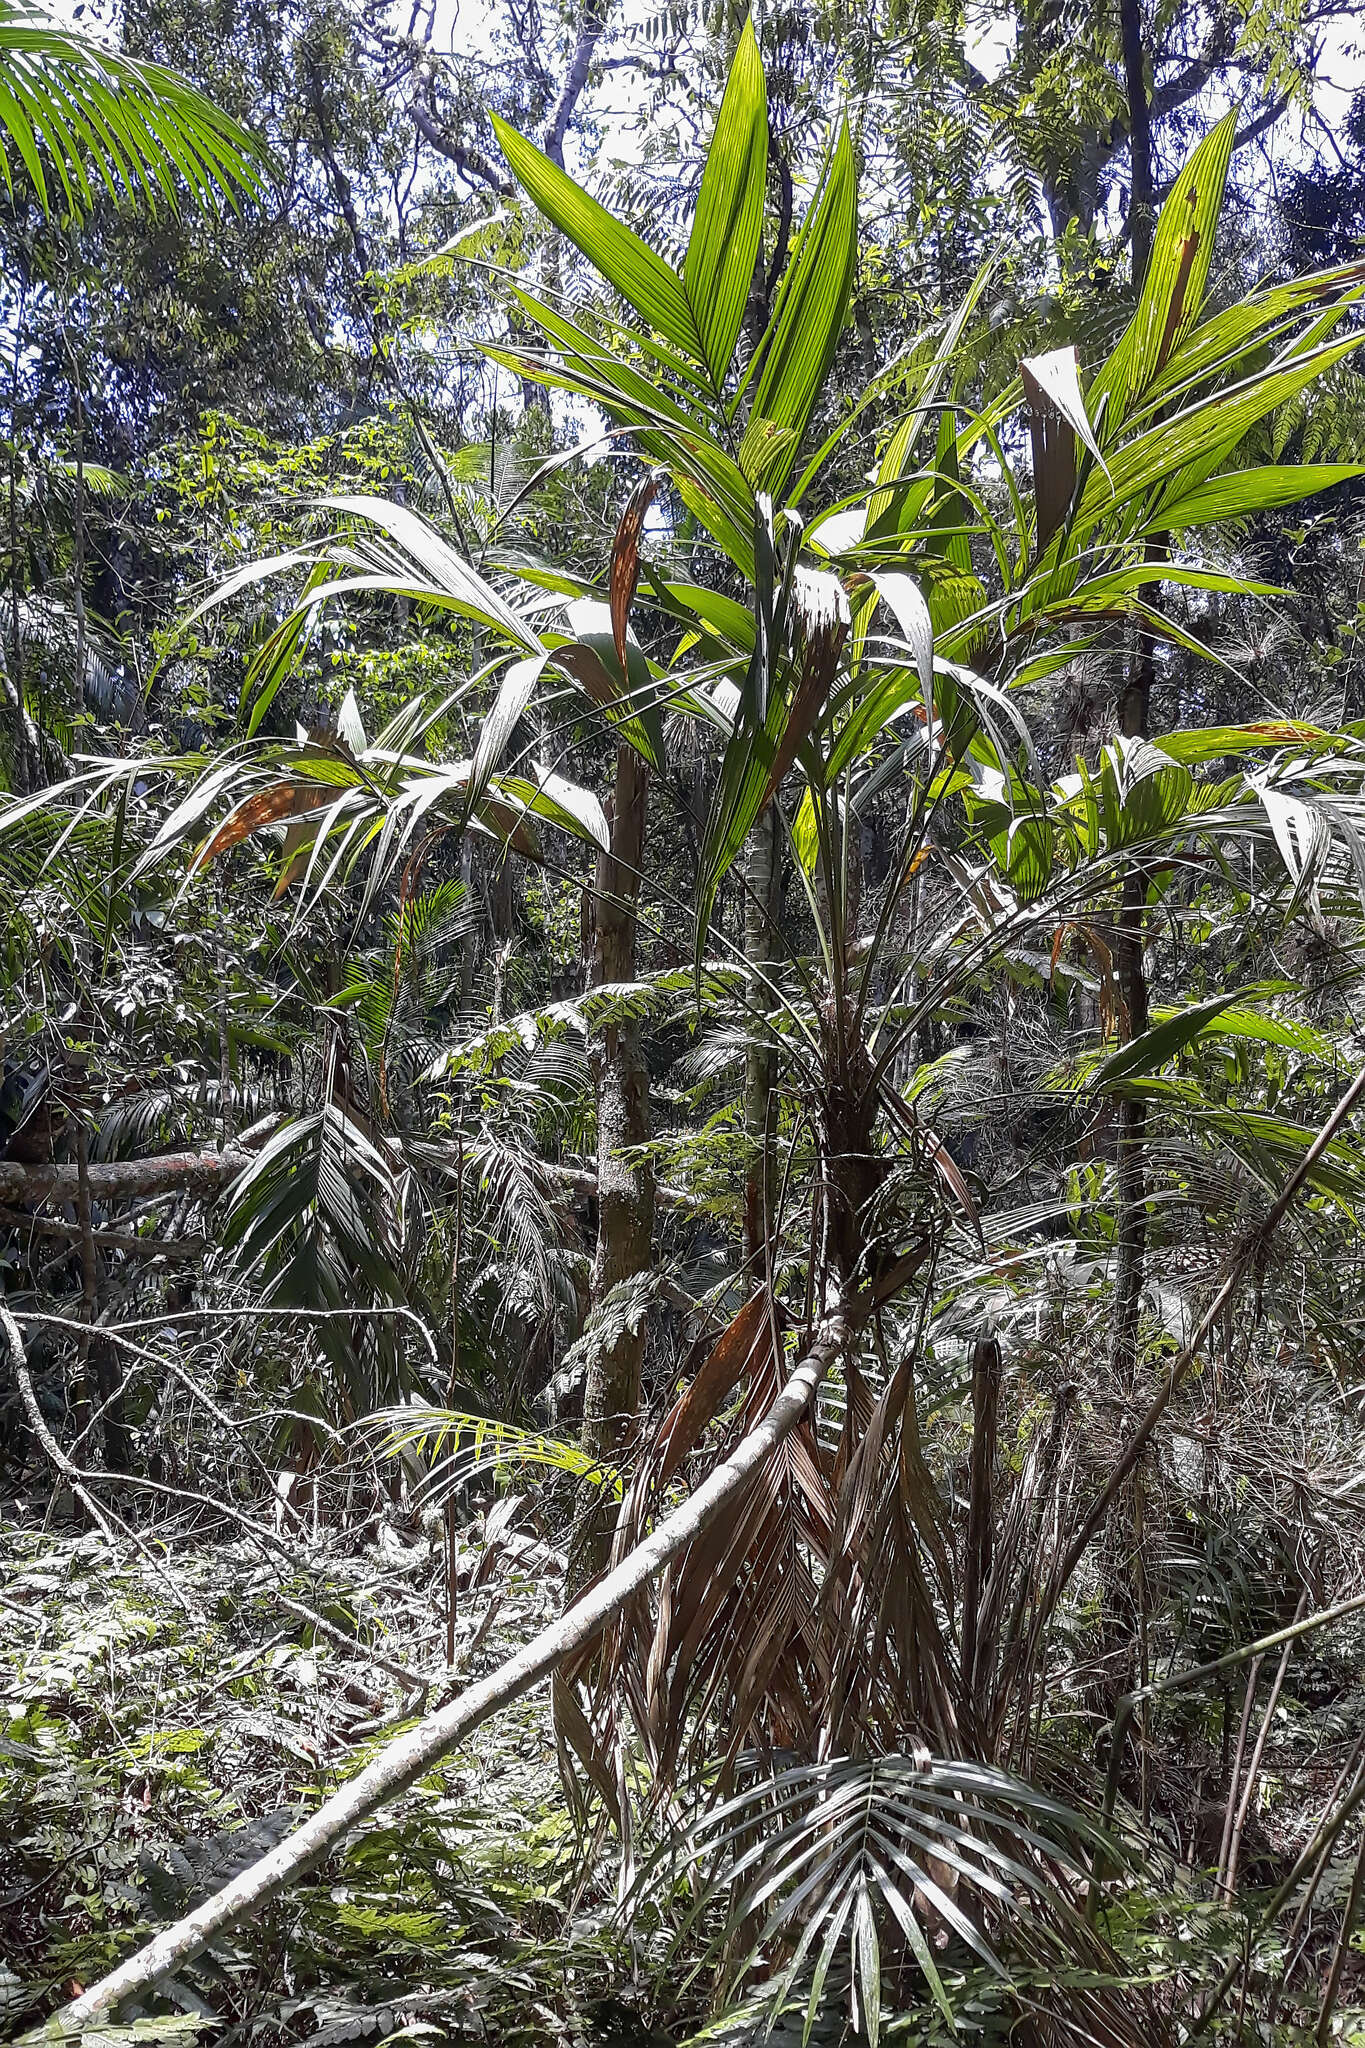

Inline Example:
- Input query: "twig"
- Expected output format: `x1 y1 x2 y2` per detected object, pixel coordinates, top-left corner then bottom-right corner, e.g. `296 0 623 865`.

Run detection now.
1 1302 116 1541
0 1207 208 1258
276 1594 429 1701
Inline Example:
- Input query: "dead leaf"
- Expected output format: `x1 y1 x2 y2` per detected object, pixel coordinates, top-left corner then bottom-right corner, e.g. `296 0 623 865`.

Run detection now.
609 470 661 674
656 1291 776 1487
200 784 317 864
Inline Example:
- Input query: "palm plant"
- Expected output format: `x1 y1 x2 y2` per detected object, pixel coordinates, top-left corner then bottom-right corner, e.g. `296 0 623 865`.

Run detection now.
25 25 1365 2038
0 0 270 218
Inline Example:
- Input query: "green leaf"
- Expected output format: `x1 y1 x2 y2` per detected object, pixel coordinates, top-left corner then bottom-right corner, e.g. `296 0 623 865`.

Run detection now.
852 1879 881 2048
1091 991 1247 1088
0 13 272 219
1149 1003 1337 1060
1090 110 1237 436
1003 813 1052 903
747 121 857 490
683 18 766 380
492 113 700 354
791 783 819 873
1157 463 1365 528
1153 720 1336 764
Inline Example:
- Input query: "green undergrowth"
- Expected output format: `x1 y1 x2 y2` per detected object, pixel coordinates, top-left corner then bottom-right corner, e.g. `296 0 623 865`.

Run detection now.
5 1517 1364 2046
0 1516 670 2047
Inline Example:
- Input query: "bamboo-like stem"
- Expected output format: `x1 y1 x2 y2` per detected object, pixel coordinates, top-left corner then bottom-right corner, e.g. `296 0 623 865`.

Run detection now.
1215 1655 1263 1896
1266 1736 1365 2030
1224 1589 1308 1896
1317 1820 1365 2044
1190 1763 1365 2039
1087 1587 1365 1921
43 1300 854 2037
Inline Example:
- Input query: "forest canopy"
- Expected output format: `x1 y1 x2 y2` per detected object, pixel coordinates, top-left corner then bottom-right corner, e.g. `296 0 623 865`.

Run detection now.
5 0 1365 2042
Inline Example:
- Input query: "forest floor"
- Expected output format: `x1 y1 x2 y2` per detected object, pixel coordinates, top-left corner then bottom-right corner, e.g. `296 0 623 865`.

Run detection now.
10 1494 1365 2044
0 1495 693 2048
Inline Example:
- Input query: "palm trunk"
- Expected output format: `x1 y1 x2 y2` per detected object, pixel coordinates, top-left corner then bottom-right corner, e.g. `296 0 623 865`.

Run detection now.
743 806 780 1283
1110 0 1157 1386
581 743 653 1461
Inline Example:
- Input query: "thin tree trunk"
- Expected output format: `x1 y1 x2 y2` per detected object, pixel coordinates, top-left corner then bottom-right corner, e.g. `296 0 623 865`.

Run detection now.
1318 1824 1365 2042
960 1329 1001 1736
5 265 30 796
1217 1656 1263 1892
1224 1589 1308 1895
543 0 611 167
73 1125 130 1473
70 1123 99 1453
1109 0 1157 1387
47 1301 854 2036
1109 853 1150 1386
581 744 653 1461
1051 1064 1365 1611
743 806 780 1284
1119 0 1155 282
2 1305 116 1540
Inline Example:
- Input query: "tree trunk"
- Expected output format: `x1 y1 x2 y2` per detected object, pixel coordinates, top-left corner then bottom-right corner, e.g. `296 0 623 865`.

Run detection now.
1119 0 1155 283
1110 0 1157 1387
75 1125 131 1473
0 1147 249 1205
581 744 653 1461
743 806 781 1283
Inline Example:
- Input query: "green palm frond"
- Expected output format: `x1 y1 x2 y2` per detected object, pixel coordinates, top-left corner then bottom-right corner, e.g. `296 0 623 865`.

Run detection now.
369 1407 619 1495
0 1 272 218
222 1095 420 1410
638 1754 1136 2047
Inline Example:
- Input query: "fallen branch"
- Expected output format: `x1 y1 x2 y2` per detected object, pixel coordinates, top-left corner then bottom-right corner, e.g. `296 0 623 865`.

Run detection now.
276 1593 429 1701
0 1207 208 1258
541 1158 706 1214
0 1303 117 1541
43 1298 854 2036
0 1148 249 1206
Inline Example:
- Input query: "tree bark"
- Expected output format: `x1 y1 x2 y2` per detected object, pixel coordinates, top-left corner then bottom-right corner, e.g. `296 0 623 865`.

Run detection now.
1109 0 1158 1387
0 1147 249 1206
44 1301 854 2038
1119 0 1155 283
581 745 654 1461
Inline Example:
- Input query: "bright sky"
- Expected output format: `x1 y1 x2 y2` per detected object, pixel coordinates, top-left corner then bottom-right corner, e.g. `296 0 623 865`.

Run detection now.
45 0 1365 186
